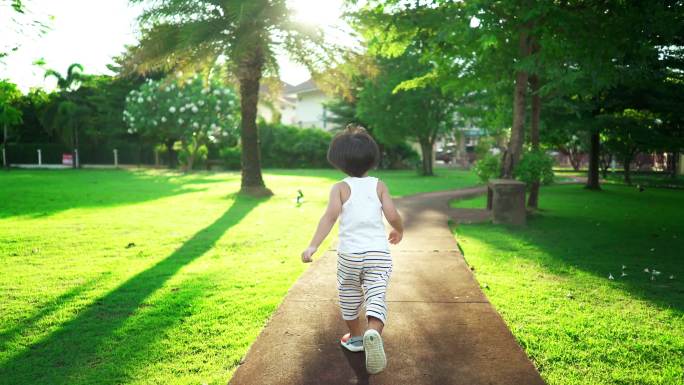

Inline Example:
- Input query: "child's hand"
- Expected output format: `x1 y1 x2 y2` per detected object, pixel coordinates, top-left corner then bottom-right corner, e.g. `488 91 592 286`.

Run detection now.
388 229 403 244
301 246 317 263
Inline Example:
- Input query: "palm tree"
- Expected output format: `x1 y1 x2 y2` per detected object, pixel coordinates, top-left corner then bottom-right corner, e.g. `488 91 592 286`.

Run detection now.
128 0 327 196
43 63 89 168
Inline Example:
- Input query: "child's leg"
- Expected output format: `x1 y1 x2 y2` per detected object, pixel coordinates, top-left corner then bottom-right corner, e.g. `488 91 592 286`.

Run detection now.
345 317 365 337
367 316 384 334
337 253 364 336
361 251 392 333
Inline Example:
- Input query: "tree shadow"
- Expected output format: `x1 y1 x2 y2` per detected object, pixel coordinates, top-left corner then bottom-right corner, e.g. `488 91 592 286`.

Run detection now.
0 275 104 353
0 169 234 219
452 184 684 312
0 193 266 385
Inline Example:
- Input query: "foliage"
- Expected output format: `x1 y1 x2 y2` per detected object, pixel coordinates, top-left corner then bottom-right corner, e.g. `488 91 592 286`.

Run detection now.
177 138 208 170
259 123 332 169
124 74 240 169
515 150 555 187
219 146 242 170
0 80 23 143
378 141 420 170
356 51 455 176
40 64 91 156
474 153 501 183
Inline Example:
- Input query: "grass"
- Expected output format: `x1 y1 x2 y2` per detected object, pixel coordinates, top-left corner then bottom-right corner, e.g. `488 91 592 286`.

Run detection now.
0 167 477 385
450 184 684 385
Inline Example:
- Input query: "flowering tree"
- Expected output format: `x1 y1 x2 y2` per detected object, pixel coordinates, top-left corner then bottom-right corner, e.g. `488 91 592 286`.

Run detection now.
124 74 239 169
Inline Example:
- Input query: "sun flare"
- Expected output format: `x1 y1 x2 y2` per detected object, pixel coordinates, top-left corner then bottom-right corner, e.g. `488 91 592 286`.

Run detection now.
288 0 343 27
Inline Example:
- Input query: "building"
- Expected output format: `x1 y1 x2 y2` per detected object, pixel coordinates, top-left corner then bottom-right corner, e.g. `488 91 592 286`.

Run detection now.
258 79 336 130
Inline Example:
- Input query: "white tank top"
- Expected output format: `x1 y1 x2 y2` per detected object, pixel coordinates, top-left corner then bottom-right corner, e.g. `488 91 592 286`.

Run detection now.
337 176 389 254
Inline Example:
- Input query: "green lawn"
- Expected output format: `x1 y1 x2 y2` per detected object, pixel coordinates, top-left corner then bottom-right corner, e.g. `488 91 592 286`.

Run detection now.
451 184 684 385
0 167 477 385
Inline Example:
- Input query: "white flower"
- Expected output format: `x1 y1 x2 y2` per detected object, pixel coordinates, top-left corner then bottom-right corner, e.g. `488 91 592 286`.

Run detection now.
213 89 221 95
161 116 167 123
198 100 205 106
169 106 177 113
223 88 230 95
670 275 675 280
137 97 144 103
176 71 183 77
622 265 626 270
644 268 650 273
215 106 221 111
191 106 198 113
652 270 661 276
152 120 158 126
608 273 614 280
202 88 209 94
178 118 184 124
186 79 193 85
165 86 171 92
180 107 186 113
210 123 217 129
621 272 627 277
193 122 199 128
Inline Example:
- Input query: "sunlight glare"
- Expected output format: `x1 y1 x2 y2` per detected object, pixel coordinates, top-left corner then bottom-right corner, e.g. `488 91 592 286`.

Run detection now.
288 0 342 27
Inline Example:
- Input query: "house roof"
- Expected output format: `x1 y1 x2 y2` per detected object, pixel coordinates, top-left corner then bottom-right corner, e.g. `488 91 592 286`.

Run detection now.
286 78 319 95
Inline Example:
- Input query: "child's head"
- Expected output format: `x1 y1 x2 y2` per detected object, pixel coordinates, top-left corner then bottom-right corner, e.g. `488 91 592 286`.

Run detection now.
327 124 380 177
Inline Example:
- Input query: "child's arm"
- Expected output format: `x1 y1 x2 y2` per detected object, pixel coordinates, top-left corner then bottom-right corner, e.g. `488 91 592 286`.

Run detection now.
378 181 403 244
301 183 343 263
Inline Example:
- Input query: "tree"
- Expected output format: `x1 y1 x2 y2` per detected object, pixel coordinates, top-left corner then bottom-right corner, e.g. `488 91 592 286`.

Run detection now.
128 0 328 196
357 52 454 175
0 80 23 167
124 75 240 170
42 63 89 168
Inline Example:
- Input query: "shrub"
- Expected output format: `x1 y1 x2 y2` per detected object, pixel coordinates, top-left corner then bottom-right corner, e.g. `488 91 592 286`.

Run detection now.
380 142 420 169
259 123 332 168
474 153 501 183
515 150 555 186
219 146 242 170
177 139 209 170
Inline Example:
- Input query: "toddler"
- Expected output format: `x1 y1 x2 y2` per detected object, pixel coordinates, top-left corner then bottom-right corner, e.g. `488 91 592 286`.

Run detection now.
301 125 403 375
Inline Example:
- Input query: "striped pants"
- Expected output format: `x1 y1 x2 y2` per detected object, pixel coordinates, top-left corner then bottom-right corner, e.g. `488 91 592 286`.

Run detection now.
336 250 393 324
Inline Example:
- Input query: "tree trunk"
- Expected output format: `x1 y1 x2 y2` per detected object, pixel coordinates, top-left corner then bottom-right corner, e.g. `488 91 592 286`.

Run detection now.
236 48 272 196
672 151 680 179
600 153 611 178
527 73 541 209
585 128 601 190
3 123 8 168
165 139 177 169
419 140 434 176
623 153 633 185
502 25 531 179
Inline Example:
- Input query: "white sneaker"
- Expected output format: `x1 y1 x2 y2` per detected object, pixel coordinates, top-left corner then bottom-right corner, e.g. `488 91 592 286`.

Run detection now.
363 329 387 374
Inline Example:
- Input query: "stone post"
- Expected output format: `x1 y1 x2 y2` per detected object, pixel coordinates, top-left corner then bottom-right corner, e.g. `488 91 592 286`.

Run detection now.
487 179 526 226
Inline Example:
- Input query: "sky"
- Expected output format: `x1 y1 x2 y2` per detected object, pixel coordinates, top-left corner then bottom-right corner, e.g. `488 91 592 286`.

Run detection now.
1 0 350 92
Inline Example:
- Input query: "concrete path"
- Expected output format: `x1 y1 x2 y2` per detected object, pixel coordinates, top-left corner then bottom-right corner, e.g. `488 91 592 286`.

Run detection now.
228 186 545 385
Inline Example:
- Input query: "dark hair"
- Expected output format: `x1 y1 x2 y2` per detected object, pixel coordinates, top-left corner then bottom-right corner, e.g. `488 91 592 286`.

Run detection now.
327 124 380 177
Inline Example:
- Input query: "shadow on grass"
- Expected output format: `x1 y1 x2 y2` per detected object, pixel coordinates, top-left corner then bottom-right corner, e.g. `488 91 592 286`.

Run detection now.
453 184 684 312
0 169 235 219
0 193 267 385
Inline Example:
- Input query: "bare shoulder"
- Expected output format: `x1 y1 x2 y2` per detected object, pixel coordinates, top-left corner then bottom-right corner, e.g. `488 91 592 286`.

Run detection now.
376 179 388 197
335 181 351 204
